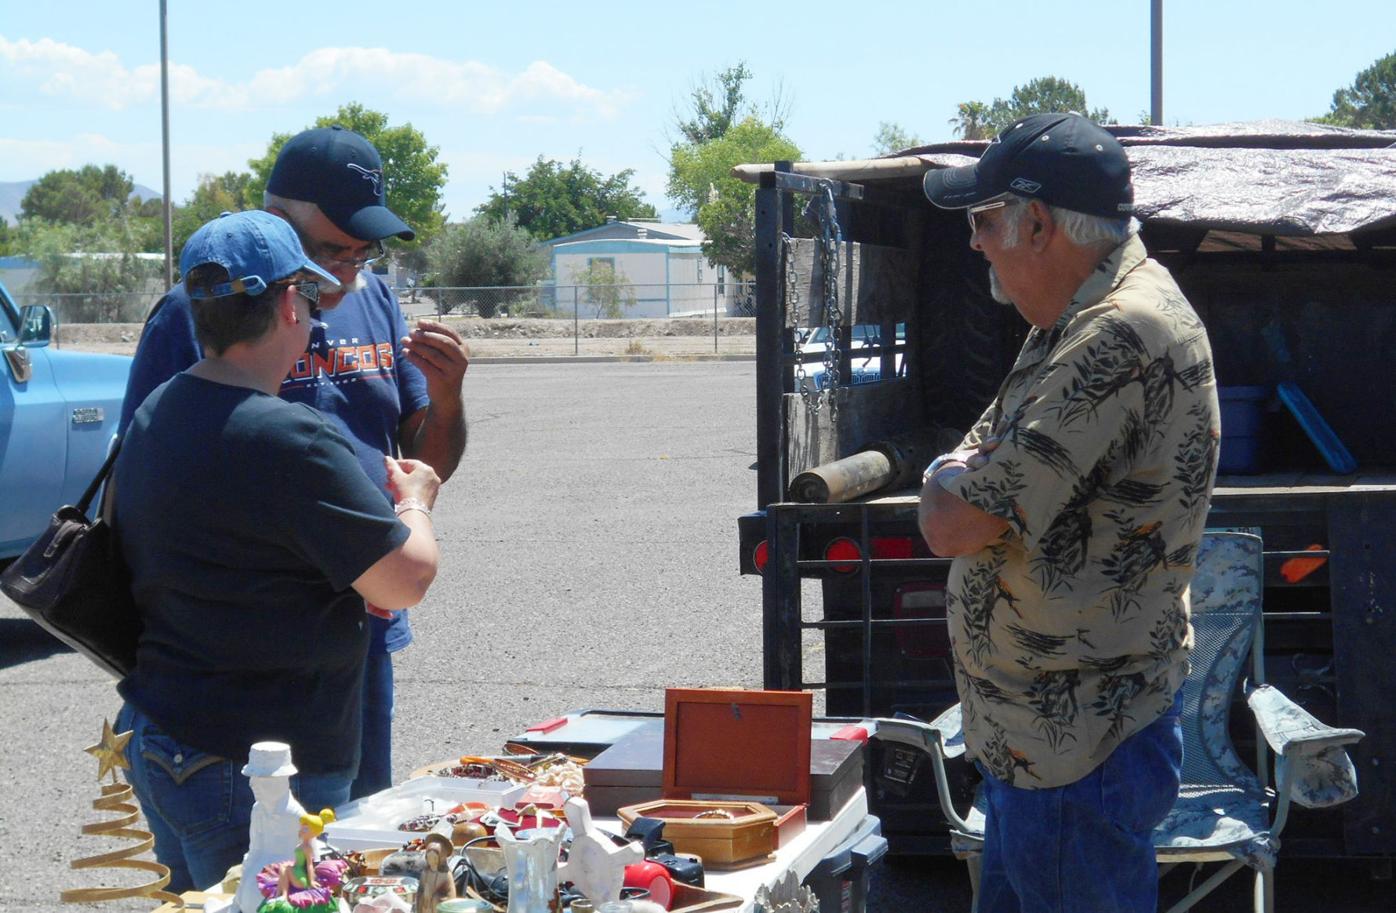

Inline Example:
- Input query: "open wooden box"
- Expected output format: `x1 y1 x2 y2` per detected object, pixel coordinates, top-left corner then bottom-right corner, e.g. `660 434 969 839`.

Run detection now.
613 689 816 868
617 799 780 867
662 688 813 807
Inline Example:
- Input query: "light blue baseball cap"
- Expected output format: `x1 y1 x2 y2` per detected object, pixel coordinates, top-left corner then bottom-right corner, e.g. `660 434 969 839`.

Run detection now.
180 210 340 299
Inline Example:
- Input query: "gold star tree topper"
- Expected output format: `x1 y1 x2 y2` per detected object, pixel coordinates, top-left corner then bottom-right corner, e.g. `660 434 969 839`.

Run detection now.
84 719 132 784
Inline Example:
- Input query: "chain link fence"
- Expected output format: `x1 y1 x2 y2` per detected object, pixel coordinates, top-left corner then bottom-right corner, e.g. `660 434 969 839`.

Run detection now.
15 281 757 326
404 282 756 320
11 290 154 324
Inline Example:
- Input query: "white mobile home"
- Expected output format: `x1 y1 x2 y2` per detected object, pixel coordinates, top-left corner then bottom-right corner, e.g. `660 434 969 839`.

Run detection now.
544 219 728 317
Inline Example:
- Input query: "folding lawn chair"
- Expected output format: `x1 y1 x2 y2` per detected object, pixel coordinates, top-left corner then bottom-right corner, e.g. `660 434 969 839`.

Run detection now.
873 530 1365 913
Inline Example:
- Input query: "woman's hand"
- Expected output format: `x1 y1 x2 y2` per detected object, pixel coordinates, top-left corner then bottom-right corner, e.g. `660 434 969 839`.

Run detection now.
384 456 440 510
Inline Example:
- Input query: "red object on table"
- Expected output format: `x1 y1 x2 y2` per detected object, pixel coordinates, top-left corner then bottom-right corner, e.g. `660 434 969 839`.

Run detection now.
624 860 675 909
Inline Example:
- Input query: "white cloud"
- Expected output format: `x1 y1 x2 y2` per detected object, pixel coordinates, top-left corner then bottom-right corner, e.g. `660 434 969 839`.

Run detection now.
0 35 627 119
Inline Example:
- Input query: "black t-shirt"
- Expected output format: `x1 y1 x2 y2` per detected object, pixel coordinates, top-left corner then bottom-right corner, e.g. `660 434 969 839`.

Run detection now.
115 373 410 775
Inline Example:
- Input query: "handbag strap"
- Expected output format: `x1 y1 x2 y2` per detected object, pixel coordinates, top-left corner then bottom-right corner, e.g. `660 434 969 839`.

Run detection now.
77 437 122 514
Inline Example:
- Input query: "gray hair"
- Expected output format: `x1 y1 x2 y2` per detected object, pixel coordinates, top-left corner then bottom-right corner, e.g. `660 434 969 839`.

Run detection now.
998 199 1138 251
264 192 322 224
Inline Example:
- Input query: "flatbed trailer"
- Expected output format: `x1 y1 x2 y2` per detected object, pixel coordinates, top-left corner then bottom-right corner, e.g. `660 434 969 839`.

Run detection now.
735 122 1396 864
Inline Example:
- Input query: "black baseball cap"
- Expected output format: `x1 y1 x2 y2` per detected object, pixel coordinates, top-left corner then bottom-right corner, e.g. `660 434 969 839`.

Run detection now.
923 113 1133 219
267 125 415 242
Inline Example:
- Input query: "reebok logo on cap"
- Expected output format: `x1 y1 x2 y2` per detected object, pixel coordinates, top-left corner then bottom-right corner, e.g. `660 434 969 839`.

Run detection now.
923 113 1134 220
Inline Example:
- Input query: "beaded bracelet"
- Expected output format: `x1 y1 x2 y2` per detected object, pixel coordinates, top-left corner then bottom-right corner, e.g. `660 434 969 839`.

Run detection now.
394 497 433 519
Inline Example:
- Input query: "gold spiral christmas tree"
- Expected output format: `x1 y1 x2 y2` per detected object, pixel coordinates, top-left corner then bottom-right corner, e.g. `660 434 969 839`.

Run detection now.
61 718 184 908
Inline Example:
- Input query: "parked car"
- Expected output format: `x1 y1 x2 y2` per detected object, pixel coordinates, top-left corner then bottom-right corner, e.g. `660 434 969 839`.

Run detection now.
795 323 906 392
0 282 131 561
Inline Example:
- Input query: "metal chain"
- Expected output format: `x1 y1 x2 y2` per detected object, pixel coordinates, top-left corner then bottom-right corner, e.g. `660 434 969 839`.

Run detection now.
781 182 844 420
812 181 843 423
782 233 816 410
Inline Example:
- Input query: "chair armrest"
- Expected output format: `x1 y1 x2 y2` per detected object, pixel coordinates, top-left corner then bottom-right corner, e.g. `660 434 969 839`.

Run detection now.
871 706 975 835
1247 684 1364 756
872 704 965 759
1247 683 1365 810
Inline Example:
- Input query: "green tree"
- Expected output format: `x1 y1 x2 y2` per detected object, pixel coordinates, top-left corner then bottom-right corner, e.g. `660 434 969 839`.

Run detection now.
425 214 549 317
17 218 162 322
20 165 137 224
668 117 801 277
673 61 790 145
956 77 1113 138
0 218 11 256
246 102 448 244
172 171 254 253
679 62 751 144
1314 51 1396 128
476 157 657 241
568 259 637 319
872 122 923 156
949 101 993 140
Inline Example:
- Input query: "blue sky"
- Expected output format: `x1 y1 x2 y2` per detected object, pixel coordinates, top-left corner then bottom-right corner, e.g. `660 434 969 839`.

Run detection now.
2 1 1393 223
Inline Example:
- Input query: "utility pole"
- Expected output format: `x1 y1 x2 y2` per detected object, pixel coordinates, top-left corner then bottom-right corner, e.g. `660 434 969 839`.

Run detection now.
1151 0 1163 125
159 0 173 287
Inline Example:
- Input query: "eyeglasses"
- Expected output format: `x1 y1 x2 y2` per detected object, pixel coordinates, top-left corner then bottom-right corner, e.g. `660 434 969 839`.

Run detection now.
271 206 388 272
304 237 385 270
966 197 1022 235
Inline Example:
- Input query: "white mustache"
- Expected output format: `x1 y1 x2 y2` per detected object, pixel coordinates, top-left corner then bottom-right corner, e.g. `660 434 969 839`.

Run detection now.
321 271 368 309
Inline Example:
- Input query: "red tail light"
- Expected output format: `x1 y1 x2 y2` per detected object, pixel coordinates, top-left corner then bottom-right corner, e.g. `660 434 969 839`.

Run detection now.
825 537 862 573
895 583 949 659
871 536 916 559
753 540 769 573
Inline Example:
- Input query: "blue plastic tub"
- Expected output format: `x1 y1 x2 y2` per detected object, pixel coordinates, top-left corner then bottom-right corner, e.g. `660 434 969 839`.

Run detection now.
1218 385 1269 474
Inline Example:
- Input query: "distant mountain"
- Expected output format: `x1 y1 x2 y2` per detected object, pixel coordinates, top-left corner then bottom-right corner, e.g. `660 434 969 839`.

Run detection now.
0 180 162 226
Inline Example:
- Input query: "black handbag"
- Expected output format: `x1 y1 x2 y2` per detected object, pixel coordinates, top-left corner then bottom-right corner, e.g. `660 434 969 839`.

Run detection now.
1 439 140 679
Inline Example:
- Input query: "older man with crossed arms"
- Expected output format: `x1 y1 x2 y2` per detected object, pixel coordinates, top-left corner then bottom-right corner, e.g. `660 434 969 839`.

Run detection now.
919 113 1220 913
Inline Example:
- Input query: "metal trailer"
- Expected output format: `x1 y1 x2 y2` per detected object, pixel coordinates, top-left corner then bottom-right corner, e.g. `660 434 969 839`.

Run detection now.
734 125 1396 867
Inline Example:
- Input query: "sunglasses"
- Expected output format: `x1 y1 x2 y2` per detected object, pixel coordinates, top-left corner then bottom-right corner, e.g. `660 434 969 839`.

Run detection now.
279 280 322 320
966 197 1023 235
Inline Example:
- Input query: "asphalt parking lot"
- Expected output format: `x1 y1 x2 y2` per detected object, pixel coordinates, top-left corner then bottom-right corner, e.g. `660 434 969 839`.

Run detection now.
1 361 1391 911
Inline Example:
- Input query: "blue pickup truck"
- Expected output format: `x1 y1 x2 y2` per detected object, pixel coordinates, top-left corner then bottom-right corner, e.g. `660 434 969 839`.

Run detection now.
0 282 131 561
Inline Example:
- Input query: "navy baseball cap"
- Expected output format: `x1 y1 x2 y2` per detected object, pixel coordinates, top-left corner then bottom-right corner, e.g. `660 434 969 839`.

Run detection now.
180 211 340 299
923 113 1134 219
267 125 416 242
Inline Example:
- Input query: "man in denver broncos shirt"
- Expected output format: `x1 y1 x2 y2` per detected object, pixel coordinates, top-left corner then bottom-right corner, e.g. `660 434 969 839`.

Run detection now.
120 125 468 801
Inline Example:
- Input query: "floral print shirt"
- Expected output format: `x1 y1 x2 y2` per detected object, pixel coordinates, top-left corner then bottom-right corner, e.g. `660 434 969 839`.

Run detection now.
940 235 1219 788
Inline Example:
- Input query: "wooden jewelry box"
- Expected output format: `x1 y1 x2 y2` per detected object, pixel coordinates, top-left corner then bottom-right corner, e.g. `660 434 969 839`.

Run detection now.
581 690 864 821
617 799 780 868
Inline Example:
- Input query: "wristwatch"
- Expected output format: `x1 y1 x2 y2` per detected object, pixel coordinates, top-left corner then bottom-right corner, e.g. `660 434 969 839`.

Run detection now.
922 452 971 485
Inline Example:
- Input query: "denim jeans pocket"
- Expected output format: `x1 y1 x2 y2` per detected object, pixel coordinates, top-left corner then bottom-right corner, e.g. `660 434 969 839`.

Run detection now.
137 728 235 840
1099 711 1183 834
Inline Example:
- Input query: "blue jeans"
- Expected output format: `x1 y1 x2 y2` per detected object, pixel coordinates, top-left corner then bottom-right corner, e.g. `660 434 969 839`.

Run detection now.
976 691 1184 913
116 703 353 894
350 651 395 800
